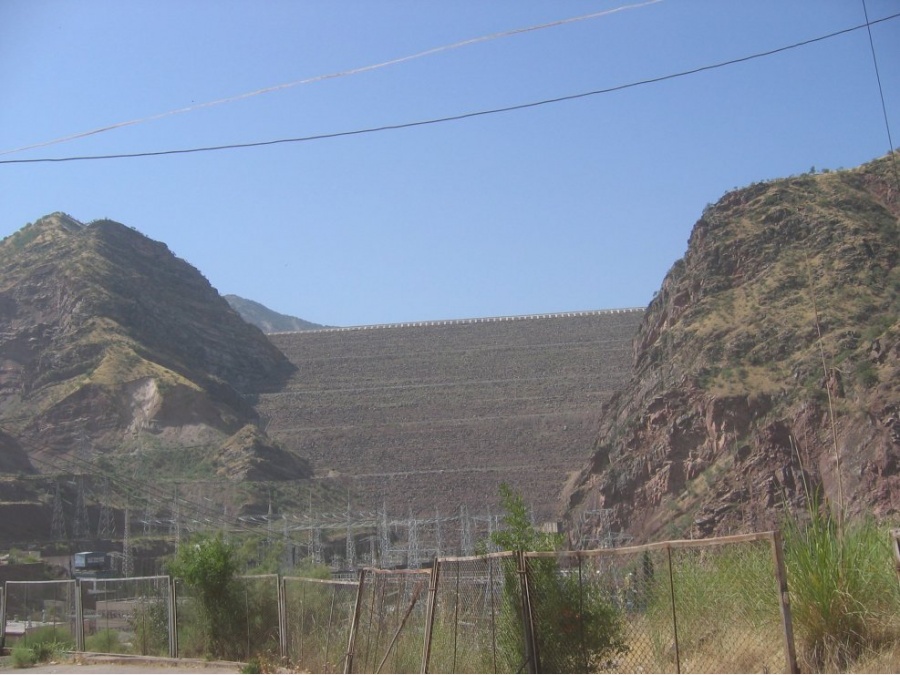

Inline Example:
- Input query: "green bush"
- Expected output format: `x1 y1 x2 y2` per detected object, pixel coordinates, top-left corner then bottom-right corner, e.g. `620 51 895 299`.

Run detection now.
85 628 122 654
10 644 37 668
11 625 73 667
19 624 74 648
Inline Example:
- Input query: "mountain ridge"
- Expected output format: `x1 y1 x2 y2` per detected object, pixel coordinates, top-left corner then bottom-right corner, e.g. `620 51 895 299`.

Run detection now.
224 294 328 333
0 213 308 484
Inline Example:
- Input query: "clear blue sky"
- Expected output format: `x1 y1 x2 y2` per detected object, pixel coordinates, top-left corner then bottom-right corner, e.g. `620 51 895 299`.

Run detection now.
2 1 898 327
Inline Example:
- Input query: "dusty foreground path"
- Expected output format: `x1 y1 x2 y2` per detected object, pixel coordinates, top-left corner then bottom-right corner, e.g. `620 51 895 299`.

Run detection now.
0 654 243 674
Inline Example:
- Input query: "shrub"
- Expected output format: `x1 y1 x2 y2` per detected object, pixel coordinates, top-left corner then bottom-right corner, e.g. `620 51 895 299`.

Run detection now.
19 625 74 649
12 626 73 667
85 628 121 654
10 644 37 668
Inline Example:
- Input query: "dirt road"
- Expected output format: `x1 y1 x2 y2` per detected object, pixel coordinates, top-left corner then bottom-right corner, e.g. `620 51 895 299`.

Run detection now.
0 654 243 674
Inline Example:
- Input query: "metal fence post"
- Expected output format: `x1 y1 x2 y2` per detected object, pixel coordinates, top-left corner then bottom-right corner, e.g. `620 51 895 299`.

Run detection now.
344 567 367 674
277 575 288 660
0 583 6 651
74 578 84 652
518 551 540 673
665 545 679 674
577 555 588 672
770 530 799 674
420 559 440 674
168 576 178 658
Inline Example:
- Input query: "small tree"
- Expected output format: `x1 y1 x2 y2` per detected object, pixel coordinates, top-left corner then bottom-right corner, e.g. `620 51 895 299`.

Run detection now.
167 533 244 660
491 483 562 553
490 483 627 672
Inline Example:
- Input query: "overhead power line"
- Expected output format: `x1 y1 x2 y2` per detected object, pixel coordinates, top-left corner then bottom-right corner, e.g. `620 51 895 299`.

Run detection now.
0 0 663 158
861 0 899 188
1 11 898 166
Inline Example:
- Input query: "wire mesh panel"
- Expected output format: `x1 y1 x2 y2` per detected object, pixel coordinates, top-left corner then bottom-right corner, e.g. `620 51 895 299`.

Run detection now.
349 568 430 674
174 574 281 661
525 533 789 674
238 574 282 659
536 548 678 673
524 550 652 674
668 536 785 673
3 580 78 649
173 577 204 659
79 575 171 656
425 553 521 674
283 575 358 673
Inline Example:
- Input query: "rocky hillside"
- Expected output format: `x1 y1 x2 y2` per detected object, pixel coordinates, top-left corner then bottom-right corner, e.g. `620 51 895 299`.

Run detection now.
0 213 308 483
224 295 327 333
563 154 900 543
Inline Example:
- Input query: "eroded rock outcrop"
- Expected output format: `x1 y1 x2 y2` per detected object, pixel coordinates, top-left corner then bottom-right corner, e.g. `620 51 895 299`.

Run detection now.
564 154 900 543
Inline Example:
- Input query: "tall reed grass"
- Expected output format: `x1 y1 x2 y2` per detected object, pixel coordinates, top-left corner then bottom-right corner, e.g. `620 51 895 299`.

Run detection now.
783 496 900 672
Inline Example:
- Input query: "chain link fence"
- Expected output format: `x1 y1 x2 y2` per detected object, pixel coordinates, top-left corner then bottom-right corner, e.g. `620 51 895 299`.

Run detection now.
346 568 430 673
520 534 792 673
667 537 788 673
420 532 795 673
1 532 798 672
283 575 358 672
80 575 173 656
423 552 519 674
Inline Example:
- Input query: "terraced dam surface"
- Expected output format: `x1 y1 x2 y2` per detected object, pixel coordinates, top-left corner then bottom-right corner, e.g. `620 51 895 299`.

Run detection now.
257 309 643 523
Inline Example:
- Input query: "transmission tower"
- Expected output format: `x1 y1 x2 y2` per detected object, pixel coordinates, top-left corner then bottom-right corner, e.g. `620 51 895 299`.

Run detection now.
407 512 420 569
97 478 115 539
142 501 153 536
345 500 356 568
170 485 181 551
281 516 289 568
312 526 322 565
434 508 443 559
486 506 495 551
379 503 391 568
122 507 133 577
51 482 67 542
73 475 90 540
459 504 473 556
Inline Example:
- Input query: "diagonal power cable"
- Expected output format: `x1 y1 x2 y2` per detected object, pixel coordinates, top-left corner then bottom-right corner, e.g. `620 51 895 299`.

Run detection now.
0 0 663 158
2 10 898 166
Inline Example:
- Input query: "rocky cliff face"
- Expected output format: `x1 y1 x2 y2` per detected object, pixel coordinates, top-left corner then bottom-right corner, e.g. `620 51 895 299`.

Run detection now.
563 154 900 543
0 213 307 481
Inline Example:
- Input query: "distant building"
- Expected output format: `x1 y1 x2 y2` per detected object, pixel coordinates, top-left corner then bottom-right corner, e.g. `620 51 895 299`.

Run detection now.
72 551 116 579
